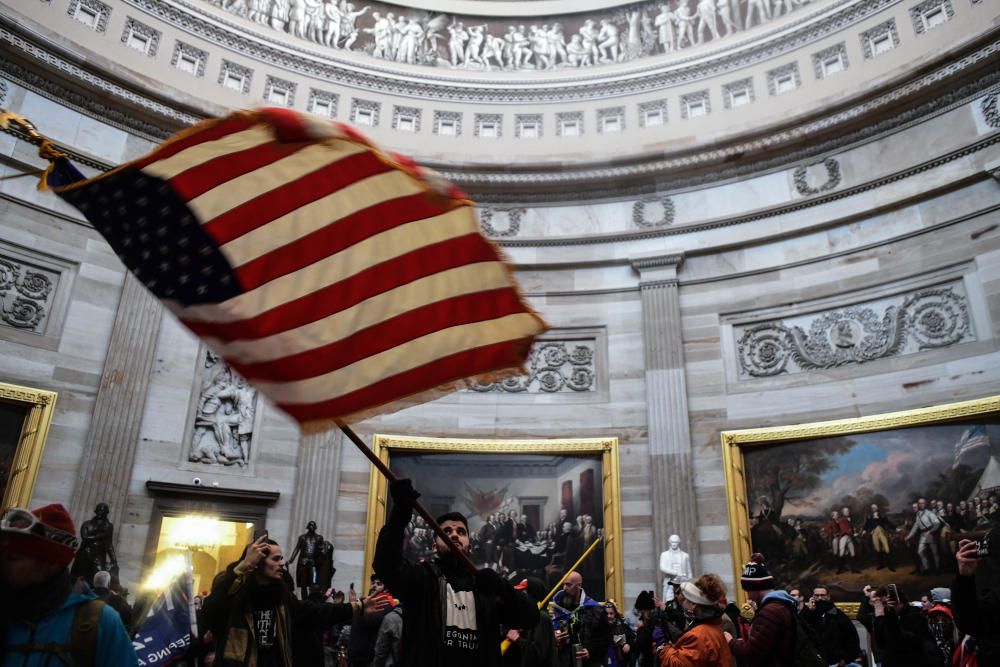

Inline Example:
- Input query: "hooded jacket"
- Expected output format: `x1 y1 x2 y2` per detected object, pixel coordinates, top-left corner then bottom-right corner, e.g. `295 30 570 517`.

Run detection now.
202 561 360 667
660 616 735 667
3 587 137 667
727 590 796 667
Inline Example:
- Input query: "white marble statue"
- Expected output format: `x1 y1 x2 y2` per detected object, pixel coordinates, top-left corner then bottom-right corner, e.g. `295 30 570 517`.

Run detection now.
675 0 697 49
448 21 468 66
596 19 620 62
745 0 772 29
696 0 721 44
718 0 737 37
655 5 676 53
659 534 693 601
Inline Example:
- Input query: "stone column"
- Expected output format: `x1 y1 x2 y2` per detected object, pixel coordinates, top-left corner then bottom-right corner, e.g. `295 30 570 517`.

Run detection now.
629 251 700 571
289 428 345 552
70 272 163 531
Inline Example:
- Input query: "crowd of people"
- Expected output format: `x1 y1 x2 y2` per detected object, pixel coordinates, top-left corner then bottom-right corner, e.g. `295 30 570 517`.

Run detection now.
2 491 998 666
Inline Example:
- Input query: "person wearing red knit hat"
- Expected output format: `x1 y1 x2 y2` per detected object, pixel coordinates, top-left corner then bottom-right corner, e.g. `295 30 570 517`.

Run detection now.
1 503 138 666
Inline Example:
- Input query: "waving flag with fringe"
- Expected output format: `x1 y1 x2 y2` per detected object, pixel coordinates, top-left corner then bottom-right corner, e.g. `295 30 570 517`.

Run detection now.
47 108 546 426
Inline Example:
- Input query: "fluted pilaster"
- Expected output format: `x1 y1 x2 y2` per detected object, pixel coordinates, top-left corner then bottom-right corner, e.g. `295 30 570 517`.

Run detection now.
629 251 699 574
70 272 163 531
289 428 345 549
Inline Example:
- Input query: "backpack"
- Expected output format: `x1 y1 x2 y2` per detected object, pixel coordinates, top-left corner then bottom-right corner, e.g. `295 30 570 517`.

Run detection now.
761 597 825 667
6 599 104 667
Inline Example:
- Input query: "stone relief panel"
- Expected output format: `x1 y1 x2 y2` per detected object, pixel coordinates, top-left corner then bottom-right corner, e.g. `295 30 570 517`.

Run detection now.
208 0 827 73
189 351 258 467
0 256 59 334
467 340 595 393
982 93 1000 129
632 196 676 228
793 157 841 195
478 207 523 237
735 282 974 378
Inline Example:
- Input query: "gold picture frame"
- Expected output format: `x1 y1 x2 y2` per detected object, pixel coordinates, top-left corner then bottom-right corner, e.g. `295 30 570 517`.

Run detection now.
363 434 624 605
0 381 58 512
722 395 1000 611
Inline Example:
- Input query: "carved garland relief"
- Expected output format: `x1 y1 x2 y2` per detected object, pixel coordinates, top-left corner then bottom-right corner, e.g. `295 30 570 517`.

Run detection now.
468 340 596 393
0 258 57 333
736 284 973 377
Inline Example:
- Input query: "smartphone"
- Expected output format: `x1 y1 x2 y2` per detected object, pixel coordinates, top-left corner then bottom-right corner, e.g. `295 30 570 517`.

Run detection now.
887 584 899 604
975 535 992 558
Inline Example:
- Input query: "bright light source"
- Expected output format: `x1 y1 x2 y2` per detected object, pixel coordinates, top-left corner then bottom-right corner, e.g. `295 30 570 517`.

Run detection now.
141 554 188 591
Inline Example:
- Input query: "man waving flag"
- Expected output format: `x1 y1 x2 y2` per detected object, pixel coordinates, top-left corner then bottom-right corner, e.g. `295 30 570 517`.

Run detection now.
44 107 546 426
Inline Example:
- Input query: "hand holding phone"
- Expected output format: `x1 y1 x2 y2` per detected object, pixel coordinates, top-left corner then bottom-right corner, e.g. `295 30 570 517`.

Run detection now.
887 584 899 604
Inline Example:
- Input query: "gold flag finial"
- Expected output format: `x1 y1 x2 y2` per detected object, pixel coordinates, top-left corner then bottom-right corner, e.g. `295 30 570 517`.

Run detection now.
0 108 71 191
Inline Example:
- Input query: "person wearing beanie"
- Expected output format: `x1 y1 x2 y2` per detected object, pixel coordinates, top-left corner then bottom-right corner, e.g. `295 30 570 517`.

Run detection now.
0 503 138 666
657 573 734 667
725 554 798 667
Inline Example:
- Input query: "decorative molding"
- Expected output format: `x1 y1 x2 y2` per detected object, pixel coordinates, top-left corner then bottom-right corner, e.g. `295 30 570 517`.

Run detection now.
171 40 208 78
0 78 7 106
735 283 973 378
188 351 259 468
467 340 595 393
478 207 523 237
982 93 1000 129
812 41 849 79
146 480 280 504
67 0 111 33
392 104 421 132
632 196 676 228
307 88 338 118
121 17 161 57
218 58 252 94
263 74 296 107
910 0 955 35
680 89 711 119
119 0 902 103
597 106 625 133
766 61 801 96
722 77 755 109
859 18 899 59
630 252 685 271
474 113 502 138
556 111 583 136
793 157 842 195
351 97 381 126
638 99 668 126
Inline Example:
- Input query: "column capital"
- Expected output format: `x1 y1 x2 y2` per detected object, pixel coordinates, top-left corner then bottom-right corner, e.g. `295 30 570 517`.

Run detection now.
629 251 685 286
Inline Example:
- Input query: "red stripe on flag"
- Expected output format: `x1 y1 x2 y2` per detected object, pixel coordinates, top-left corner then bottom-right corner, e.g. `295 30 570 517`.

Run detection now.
234 191 457 290
228 287 528 382
181 233 499 341
133 115 259 169
277 338 533 423
202 150 395 246
169 141 313 202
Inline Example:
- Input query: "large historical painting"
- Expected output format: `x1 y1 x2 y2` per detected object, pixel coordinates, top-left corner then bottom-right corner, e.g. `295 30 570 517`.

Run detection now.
364 436 623 605
722 396 1000 604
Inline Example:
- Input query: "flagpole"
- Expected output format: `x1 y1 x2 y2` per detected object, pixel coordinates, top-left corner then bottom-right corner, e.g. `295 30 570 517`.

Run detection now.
336 421 478 574
500 535 604 655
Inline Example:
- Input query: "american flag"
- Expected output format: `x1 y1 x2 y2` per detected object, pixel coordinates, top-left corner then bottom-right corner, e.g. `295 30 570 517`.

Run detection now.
49 108 546 425
953 425 990 469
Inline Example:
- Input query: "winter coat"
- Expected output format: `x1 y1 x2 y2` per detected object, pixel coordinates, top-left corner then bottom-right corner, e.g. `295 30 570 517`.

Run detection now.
800 604 861 664
872 605 941 667
953 571 1000 667
373 504 539 667
503 608 559 667
373 606 403 667
551 590 612 667
660 617 735 667
202 562 359 667
3 590 137 667
727 591 796 667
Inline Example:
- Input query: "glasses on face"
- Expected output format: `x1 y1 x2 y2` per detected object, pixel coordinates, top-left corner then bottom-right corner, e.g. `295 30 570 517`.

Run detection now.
1 508 80 550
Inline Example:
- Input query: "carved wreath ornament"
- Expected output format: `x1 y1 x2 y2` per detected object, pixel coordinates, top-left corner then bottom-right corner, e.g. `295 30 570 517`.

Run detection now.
478 207 523 237
0 259 53 331
469 341 595 392
737 287 970 377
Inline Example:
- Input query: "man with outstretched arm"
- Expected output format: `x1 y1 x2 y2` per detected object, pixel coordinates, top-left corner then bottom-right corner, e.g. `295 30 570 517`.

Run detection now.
373 478 539 667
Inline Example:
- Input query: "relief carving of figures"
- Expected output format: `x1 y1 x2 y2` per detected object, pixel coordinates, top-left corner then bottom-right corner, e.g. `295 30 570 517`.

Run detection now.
737 286 973 378
189 351 258 466
468 341 596 393
214 0 818 72
0 258 54 332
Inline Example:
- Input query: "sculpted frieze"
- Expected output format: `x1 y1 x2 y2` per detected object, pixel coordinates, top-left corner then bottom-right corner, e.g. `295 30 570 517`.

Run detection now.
467 340 596 393
208 0 827 73
189 351 258 467
735 284 973 378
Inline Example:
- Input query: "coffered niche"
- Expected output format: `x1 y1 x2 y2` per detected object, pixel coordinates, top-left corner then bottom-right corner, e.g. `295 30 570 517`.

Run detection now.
0 241 76 351
725 277 984 382
463 327 609 403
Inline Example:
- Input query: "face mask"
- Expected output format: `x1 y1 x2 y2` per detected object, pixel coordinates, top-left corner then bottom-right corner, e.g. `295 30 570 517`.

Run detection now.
816 599 834 613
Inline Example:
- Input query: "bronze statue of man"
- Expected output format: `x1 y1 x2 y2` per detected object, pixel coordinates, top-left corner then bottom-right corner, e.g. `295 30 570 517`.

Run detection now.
287 520 326 598
70 502 118 583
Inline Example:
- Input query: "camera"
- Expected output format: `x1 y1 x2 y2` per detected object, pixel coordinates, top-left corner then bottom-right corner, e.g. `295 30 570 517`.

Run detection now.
975 535 992 558
192 477 202 486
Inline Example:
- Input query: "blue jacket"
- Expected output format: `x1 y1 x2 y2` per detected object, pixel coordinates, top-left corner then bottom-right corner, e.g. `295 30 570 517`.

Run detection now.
3 590 138 667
